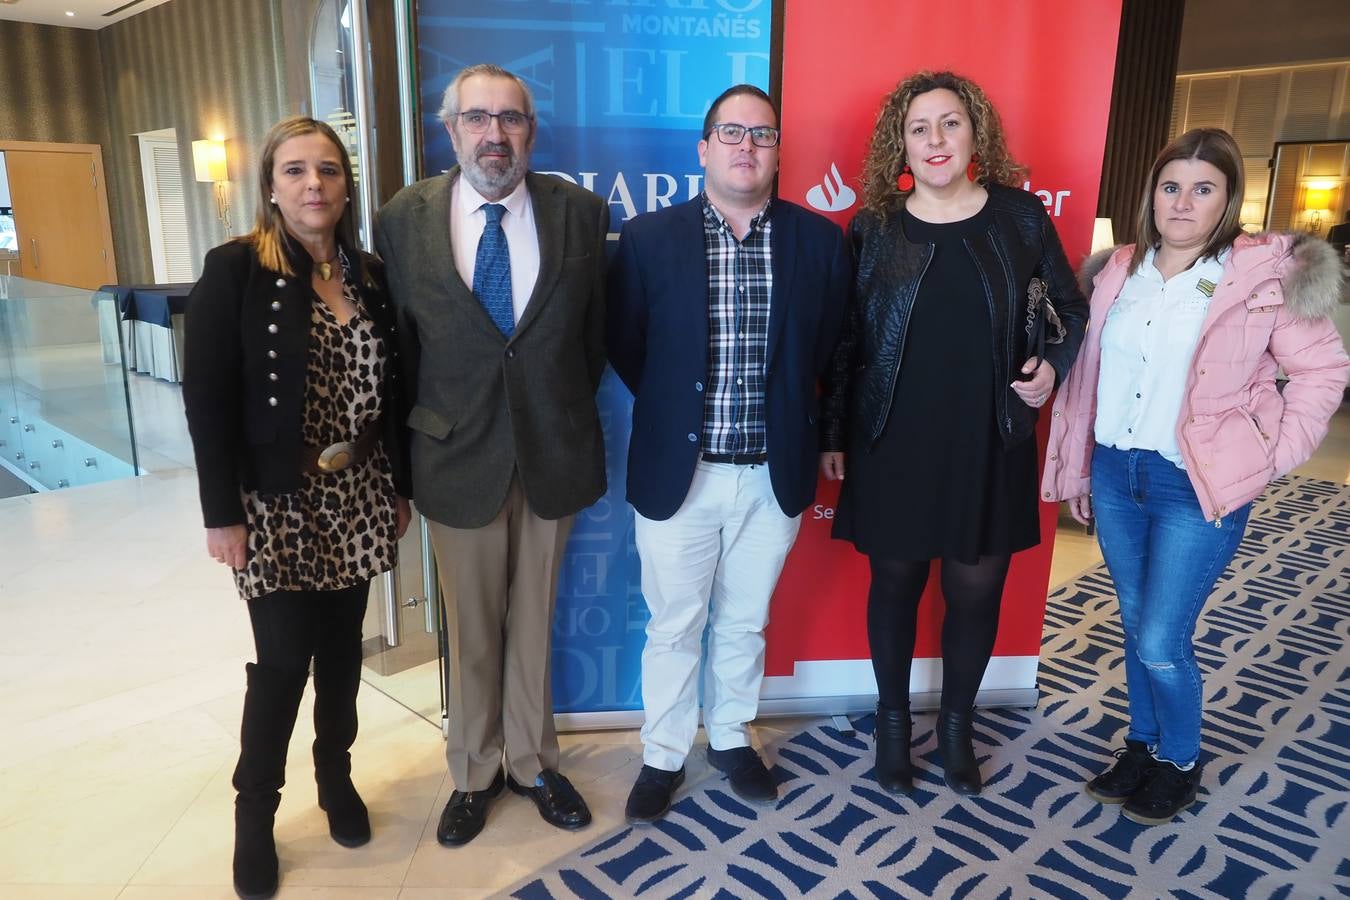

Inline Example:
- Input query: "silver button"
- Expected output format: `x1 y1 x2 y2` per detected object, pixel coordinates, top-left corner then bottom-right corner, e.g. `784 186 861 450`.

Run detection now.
268 372 278 381
267 397 278 407
267 323 278 334
687 433 697 442
271 300 281 311
695 381 704 391
267 350 277 359
276 278 286 288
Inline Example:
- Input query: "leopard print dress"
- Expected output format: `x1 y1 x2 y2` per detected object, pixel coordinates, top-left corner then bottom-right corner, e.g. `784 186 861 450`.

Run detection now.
234 260 398 600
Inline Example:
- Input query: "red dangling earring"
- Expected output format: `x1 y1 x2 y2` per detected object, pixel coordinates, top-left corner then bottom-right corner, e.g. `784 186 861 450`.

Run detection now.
967 153 980 182
896 164 914 192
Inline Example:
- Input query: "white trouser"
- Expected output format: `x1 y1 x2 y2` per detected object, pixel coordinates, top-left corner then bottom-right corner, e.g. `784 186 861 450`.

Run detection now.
634 460 802 771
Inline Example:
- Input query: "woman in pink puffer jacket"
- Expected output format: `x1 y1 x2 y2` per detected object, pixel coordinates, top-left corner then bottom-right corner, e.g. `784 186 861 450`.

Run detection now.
1042 128 1348 827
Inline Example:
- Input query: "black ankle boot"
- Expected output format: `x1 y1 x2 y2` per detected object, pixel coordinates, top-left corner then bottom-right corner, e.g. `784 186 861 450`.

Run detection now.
873 703 914 795
936 707 982 795
233 663 307 900
313 650 370 848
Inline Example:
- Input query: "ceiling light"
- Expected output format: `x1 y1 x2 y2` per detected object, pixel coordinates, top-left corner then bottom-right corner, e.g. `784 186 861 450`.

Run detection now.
66 10 77 15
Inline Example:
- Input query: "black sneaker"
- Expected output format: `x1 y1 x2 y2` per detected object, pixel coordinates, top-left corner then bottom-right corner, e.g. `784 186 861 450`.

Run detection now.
1085 740 1157 804
1122 761 1201 825
624 765 685 824
706 746 777 804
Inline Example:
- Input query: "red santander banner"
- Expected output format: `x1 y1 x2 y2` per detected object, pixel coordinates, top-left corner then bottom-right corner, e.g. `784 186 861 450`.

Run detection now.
762 0 1122 704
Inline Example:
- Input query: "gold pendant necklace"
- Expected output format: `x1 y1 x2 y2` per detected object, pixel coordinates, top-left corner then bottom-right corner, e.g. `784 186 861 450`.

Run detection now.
314 249 340 282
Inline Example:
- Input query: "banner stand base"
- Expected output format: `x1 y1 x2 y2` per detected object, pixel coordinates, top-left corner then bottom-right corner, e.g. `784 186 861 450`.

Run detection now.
551 687 1039 733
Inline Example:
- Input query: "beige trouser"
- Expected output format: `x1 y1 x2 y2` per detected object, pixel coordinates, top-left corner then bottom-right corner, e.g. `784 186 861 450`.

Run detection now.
426 475 574 790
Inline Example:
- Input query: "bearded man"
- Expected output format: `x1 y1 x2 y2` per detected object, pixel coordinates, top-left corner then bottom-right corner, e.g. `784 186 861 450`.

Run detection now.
374 63 608 847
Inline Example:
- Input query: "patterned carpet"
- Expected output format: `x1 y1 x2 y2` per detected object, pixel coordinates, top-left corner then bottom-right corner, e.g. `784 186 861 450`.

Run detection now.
511 476 1350 899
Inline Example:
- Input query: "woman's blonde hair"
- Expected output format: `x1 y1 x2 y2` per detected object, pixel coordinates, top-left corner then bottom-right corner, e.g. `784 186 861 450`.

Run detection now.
237 116 362 280
1129 127 1245 275
861 70 1025 220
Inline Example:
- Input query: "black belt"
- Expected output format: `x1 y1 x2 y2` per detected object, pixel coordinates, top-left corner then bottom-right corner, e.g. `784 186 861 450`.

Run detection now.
701 452 767 465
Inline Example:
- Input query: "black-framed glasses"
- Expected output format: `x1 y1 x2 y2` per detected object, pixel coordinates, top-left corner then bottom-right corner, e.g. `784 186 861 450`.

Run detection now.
457 110 532 134
707 122 780 148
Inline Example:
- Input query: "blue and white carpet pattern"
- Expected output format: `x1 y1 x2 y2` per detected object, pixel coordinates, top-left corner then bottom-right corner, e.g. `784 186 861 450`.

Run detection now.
513 476 1350 899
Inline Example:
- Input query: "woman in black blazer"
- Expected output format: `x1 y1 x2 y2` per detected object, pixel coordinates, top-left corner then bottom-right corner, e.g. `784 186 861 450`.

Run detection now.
183 116 410 900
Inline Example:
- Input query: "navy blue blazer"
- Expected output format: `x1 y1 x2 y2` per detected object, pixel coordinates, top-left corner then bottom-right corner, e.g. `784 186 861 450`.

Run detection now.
607 197 852 520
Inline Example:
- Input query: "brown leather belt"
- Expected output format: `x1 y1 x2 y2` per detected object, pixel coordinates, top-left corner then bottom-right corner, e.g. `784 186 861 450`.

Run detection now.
301 418 381 475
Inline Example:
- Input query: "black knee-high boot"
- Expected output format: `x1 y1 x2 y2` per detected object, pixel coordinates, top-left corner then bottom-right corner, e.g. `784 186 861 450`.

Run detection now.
873 702 914 795
312 645 370 847
233 662 307 900
937 706 982 795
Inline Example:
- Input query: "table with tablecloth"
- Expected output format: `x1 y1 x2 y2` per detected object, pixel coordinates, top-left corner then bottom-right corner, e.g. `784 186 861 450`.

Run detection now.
96 283 193 382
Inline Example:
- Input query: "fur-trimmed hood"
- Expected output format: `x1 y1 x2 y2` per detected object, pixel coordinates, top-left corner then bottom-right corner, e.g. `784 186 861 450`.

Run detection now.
1077 232 1345 321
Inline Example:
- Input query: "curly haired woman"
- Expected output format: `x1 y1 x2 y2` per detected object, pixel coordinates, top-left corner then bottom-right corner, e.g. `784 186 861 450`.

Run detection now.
820 71 1088 796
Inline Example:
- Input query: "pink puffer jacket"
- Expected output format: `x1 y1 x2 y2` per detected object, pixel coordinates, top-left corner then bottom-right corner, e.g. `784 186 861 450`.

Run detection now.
1042 232 1349 523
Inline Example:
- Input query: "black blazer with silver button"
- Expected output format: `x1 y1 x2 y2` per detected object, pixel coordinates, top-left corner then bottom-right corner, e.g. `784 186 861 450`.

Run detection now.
373 168 608 529
182 238 409 528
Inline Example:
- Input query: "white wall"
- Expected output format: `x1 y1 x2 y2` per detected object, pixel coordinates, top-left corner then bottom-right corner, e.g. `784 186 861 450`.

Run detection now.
0 152 11 207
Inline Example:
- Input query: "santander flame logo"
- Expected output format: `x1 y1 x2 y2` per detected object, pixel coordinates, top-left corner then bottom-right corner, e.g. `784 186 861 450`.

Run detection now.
805 162 857 213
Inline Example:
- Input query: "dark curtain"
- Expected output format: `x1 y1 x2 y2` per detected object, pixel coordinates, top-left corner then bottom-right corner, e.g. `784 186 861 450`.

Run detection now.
1096 0 1186 245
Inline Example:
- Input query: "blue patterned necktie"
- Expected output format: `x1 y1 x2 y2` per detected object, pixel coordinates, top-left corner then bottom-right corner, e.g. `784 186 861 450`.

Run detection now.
473 202 514 337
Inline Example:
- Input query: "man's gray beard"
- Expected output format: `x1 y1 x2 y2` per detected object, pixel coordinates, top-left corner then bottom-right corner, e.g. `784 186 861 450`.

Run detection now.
458 143 528 198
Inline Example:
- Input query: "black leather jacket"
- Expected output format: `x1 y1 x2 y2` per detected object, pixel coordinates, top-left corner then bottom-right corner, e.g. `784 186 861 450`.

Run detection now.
821 184 1088 452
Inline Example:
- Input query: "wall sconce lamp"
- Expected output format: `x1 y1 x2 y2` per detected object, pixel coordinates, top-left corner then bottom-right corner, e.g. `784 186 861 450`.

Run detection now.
192 138 231 233
1090 217 1115 254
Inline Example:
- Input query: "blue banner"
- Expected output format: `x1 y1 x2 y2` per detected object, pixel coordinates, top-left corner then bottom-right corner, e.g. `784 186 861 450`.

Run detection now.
416 0 772 712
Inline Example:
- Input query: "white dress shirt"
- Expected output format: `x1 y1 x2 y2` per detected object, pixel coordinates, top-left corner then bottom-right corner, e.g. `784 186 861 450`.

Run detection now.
1094 247 1228 467
450 175 540 325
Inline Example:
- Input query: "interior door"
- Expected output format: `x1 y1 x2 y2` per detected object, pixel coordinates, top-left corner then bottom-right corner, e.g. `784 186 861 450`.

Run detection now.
4 146 117 290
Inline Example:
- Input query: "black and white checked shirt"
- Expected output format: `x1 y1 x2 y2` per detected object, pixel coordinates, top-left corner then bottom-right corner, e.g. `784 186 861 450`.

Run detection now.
700 193 773 457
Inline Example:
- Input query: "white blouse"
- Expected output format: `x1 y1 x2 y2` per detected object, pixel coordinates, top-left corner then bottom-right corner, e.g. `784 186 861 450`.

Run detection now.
1094 247 1228 467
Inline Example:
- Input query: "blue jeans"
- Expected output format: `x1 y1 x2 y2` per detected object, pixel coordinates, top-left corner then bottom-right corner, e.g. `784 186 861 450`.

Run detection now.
1091 445 1251 768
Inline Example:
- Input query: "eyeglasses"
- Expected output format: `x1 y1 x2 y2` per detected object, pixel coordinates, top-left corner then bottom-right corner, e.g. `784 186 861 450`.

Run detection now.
456 110 532 134
706 123 780 148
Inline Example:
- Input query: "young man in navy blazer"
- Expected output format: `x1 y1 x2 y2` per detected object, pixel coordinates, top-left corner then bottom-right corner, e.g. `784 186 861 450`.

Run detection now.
608 84 852 823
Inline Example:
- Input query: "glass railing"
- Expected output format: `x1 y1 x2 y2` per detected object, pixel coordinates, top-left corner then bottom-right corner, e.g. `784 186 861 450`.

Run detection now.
0 276 139 491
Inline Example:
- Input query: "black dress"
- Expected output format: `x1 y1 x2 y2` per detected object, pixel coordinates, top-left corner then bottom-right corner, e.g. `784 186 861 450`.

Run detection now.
832 203 1040 563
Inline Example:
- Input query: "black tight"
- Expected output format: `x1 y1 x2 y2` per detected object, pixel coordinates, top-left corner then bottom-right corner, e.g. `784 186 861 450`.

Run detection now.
867 554 1011 712
246 581 370 676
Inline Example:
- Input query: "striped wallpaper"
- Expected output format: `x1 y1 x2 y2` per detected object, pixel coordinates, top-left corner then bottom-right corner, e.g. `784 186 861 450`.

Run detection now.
0 22 112 149
98 0 285 282
0 0 285 283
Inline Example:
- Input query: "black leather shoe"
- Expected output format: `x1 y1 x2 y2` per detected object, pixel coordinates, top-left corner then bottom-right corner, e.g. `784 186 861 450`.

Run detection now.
707 746 777 804
317 776 370 847
507 769 592 831
1085 740 1157 805
937 707 982 795
625 765 685 824
873 703 914 795
436 769 505 847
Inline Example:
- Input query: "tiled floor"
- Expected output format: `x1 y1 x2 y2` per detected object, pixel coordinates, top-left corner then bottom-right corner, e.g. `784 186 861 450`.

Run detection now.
0 373 1344 898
